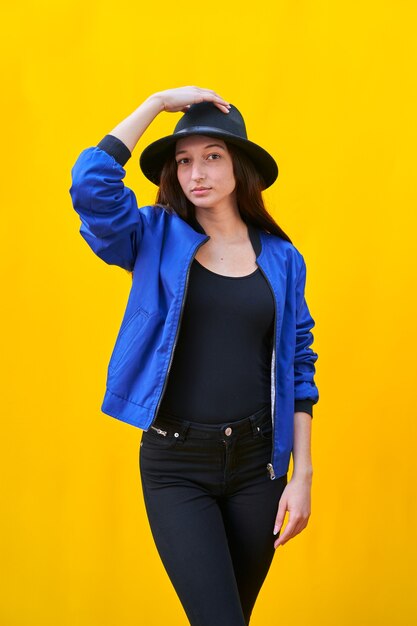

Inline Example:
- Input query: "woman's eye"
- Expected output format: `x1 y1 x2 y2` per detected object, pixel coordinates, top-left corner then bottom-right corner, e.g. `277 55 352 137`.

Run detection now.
176 153 220 165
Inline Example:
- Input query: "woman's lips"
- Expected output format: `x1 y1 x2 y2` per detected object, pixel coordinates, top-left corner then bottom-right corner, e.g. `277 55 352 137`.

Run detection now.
191 188 211 196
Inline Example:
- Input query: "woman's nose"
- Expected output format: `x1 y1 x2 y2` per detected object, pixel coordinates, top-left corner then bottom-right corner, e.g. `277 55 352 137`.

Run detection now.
191 162 205 180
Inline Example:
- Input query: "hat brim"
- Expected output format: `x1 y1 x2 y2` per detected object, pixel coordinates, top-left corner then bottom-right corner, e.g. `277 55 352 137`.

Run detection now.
139 126 279 190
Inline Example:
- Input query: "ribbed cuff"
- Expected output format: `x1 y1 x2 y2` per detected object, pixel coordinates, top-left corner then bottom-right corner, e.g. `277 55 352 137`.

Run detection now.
96 134 132 166
294 399 314 417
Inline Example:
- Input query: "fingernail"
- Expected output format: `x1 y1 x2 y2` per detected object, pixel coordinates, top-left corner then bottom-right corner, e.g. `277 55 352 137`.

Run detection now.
273 526 279 535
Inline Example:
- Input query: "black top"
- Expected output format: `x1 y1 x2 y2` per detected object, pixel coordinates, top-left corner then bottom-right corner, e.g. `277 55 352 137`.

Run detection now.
96 134 314 418
158 256 275 423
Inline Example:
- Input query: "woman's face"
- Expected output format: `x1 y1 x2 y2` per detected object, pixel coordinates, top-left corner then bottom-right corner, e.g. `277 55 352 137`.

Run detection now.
175 135 237 210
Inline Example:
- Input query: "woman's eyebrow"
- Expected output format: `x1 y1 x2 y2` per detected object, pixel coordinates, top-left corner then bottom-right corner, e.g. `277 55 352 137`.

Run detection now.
175 143 226 156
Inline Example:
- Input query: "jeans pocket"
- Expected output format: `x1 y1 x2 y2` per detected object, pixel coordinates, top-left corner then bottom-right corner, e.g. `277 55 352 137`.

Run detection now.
141 426 179 450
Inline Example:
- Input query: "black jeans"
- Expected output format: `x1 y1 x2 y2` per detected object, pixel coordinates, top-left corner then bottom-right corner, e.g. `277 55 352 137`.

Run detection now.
139 404 288 626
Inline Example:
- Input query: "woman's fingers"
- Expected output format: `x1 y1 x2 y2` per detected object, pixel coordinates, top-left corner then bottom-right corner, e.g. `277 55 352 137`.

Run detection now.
215 102 232 113
188 87 230 112
273 496 287 535
274 510 310 548
273 480 311 548
159 86 230 113
274 516 306 548
195 87 230 105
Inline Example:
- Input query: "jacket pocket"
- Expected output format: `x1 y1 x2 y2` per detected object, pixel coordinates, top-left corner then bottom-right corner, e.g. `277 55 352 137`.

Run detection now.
108 306 151 374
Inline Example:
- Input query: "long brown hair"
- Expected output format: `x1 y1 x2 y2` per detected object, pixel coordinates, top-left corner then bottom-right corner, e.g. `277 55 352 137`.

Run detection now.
154 140 292 242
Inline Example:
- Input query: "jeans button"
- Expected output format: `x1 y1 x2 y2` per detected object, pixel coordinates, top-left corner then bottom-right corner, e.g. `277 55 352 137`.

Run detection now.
225 427 232 436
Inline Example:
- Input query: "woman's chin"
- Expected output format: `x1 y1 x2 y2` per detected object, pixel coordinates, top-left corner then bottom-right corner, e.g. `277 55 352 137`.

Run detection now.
191 198 215 209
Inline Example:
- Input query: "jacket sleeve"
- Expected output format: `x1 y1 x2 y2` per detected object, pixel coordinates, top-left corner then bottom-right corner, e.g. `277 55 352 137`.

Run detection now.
293 253 319 417
69 136 144 272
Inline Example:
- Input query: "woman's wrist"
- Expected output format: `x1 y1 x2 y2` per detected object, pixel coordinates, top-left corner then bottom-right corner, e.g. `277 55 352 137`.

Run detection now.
292 466 313 483
107 96 164 153
145 92 166 114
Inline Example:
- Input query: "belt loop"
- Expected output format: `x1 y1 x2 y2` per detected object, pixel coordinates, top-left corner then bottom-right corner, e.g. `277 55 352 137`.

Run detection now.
178 420 190 443
249 415 261 438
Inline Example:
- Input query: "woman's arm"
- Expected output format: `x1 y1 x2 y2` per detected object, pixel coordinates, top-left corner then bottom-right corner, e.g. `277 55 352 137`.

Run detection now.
106 87 230 153
69 87 230 270
273 411 313 548
292 410 313 480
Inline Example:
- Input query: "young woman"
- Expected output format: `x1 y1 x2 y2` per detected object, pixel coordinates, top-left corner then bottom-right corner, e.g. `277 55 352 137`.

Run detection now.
69 86 319 626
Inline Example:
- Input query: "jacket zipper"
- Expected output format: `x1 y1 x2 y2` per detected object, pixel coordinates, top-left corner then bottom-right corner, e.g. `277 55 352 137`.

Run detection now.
256 263 278 480
150 425 167 436
152 236 210 423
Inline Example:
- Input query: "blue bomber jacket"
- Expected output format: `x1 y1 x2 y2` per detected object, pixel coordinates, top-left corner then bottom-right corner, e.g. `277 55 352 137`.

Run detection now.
69 136 319 480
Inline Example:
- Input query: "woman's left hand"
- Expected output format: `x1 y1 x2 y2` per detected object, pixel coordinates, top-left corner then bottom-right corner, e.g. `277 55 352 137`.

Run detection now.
273 476 312 548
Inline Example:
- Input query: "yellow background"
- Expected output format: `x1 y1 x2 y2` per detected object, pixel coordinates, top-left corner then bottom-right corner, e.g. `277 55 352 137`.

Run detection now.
2 1 416 624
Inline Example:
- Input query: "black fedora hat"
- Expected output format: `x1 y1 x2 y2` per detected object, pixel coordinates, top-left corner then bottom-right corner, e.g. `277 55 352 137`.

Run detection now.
139 102 279 189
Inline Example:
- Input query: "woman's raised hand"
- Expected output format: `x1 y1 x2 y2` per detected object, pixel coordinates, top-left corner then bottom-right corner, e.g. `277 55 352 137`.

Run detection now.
106 87 230 154
152 86 231 114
